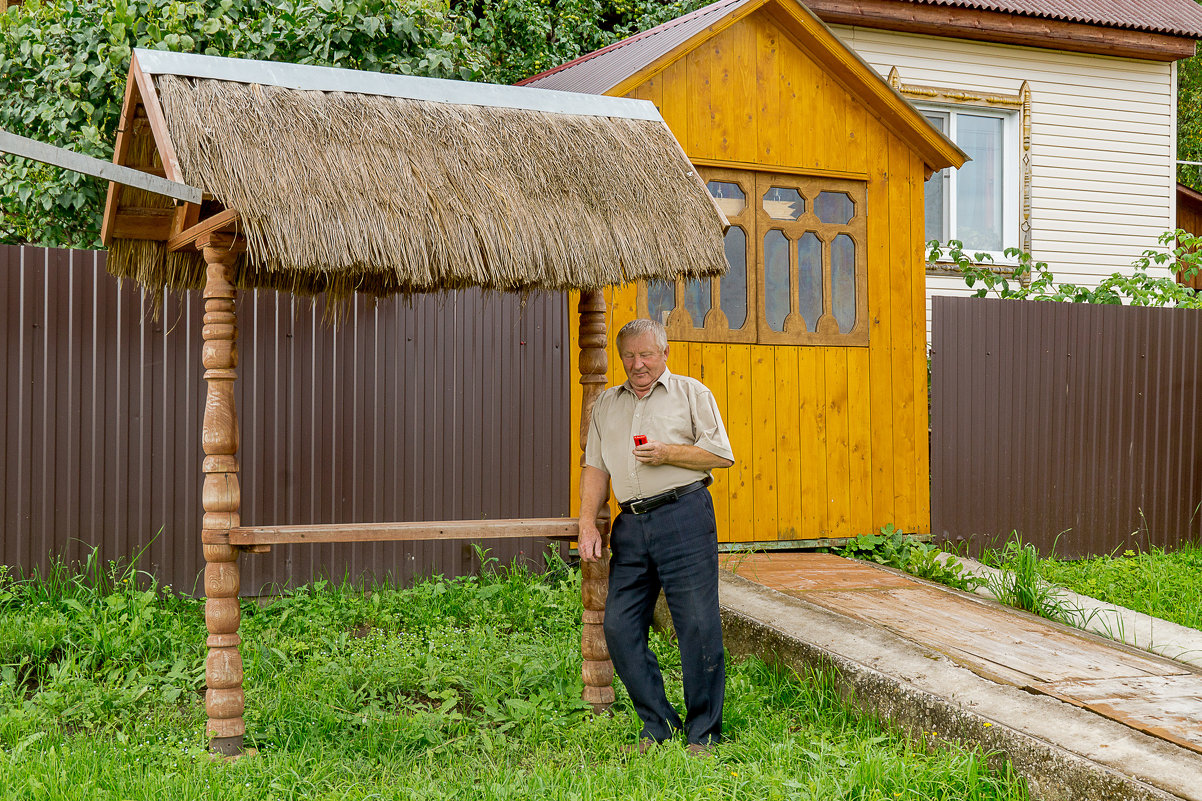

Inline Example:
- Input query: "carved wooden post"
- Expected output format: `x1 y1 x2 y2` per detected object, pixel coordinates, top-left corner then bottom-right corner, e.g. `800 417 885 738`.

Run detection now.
578 289 614 714
199 232 245 756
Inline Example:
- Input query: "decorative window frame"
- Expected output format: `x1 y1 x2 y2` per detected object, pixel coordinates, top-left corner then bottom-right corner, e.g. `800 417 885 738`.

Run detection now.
887 69 1032 272
637 165 869 348
653 167 758 344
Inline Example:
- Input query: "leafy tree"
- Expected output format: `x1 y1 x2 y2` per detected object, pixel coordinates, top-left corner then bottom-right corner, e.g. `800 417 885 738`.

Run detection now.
461 0 704 85
1 0 707 248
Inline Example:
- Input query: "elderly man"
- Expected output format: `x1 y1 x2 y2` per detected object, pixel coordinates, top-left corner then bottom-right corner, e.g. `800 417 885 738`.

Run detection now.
578 318 735 754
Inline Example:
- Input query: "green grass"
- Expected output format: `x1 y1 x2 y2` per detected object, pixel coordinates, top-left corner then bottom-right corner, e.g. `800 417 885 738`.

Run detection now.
0 553 1028 801
1038 542 1202 632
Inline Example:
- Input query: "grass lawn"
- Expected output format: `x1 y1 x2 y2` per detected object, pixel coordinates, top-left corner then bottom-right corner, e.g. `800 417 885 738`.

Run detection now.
0 554 1028 801
1036 541 1202 631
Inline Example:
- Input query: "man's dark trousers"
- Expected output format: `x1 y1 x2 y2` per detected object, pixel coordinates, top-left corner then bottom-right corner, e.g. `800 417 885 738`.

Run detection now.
603 488 724 745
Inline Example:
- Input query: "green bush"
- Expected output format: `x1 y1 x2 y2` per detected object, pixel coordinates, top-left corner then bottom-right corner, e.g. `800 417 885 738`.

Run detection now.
838 525 984 592
932 232 1202 308
1 0 709 248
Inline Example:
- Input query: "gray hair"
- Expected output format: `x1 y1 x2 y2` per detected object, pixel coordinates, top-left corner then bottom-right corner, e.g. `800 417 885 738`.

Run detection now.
616 318 668 352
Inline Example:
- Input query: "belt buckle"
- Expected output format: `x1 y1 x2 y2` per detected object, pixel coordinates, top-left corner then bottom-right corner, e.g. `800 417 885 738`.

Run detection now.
629 497 653 515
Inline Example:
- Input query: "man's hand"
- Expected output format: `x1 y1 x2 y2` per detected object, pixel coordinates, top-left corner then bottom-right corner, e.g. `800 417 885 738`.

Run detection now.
633 438 670 466
578 518 604 562
578 465 611 562
634 438 734 470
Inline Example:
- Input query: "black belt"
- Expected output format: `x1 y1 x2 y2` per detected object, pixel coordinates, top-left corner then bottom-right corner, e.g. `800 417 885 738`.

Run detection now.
619 476 712 515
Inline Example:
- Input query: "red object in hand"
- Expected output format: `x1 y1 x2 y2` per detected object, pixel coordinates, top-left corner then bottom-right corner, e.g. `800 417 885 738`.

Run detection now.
633 435 648 446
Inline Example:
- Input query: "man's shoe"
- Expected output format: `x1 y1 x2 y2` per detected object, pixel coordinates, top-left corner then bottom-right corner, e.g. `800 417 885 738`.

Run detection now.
620 739 657 756
686 742 713 758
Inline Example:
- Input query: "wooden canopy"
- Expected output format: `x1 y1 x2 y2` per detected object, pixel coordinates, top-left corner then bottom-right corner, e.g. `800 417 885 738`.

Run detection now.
101 49 728 300
92 49 724 756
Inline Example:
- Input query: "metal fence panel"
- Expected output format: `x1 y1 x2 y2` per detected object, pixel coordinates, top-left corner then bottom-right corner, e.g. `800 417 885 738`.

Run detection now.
931 296 1202 558
1 245 569 593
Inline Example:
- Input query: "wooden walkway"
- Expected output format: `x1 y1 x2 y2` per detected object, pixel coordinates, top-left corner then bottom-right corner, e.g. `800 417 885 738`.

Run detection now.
723 552 1202 755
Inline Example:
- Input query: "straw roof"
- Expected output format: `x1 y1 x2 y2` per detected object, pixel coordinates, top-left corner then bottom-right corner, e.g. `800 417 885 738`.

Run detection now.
105 54 728 300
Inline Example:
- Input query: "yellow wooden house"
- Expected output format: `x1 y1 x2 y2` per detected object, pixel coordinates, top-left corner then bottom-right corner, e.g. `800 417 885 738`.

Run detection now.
523 0 965 546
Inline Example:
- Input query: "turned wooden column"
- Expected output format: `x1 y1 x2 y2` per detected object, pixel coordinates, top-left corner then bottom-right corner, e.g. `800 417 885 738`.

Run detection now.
578 289 614 714
198 232 245 756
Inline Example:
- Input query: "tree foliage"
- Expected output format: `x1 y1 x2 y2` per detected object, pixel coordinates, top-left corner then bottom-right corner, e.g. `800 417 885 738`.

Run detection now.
1178 43 1202 191
1 0 706 248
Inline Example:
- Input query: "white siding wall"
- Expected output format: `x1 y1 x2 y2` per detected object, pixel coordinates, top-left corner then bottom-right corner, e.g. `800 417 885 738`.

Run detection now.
830 26 1177 335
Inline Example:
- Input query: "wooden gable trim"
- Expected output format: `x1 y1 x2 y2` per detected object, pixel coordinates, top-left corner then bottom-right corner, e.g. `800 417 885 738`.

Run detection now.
102 52 203 246
100 62 143 245
805 0 1198 62
761 1 965 174
129 52 183 183
604 0 965 174
1179 182 1202 210
605 0 772 98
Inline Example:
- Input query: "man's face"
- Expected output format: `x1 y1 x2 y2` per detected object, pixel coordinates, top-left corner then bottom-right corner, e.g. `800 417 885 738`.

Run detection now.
619 331 669 395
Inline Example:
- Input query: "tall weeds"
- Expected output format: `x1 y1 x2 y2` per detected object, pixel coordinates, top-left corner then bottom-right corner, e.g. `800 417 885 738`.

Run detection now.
978 538 1075 622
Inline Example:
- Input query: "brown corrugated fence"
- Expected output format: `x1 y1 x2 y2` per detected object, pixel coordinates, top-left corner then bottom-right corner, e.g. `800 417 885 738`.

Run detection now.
1 245 569 594
931 296 1202 558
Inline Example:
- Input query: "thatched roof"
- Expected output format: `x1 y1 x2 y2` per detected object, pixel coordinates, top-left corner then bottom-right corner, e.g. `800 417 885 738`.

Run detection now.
103 50 728 299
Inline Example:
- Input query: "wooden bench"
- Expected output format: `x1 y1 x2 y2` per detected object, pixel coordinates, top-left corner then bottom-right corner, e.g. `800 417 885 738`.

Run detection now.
219 518 583 552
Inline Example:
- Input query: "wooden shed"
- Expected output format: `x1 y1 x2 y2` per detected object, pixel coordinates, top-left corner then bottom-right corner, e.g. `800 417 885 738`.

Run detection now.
523 0 965 545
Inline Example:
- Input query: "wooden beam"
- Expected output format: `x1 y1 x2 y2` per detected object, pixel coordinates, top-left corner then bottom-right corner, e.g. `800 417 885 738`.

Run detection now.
222 518 587 547
167 208 240 252
109 207 174 240
102 62 144 245
805 0 1198 62
129 51 185 182
577 289 614 714
0 129 201 205
169 200 202 241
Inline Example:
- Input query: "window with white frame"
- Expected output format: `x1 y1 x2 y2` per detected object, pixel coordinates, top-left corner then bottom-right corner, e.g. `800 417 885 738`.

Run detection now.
920 105 1020 259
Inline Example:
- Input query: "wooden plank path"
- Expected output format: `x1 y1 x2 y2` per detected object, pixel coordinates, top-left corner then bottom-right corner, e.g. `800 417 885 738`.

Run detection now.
723 552 1202 754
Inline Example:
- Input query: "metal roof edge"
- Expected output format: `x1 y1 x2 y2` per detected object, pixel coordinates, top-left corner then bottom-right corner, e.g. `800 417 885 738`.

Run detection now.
912 0 1202 39
131 48 665 121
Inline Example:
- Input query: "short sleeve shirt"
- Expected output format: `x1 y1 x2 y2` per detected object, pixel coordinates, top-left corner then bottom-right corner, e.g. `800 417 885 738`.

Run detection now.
584 367 734 504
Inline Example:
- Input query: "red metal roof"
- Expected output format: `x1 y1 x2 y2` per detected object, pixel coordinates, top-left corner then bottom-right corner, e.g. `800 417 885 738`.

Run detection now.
520 0 1202 94
899 0 1202 39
